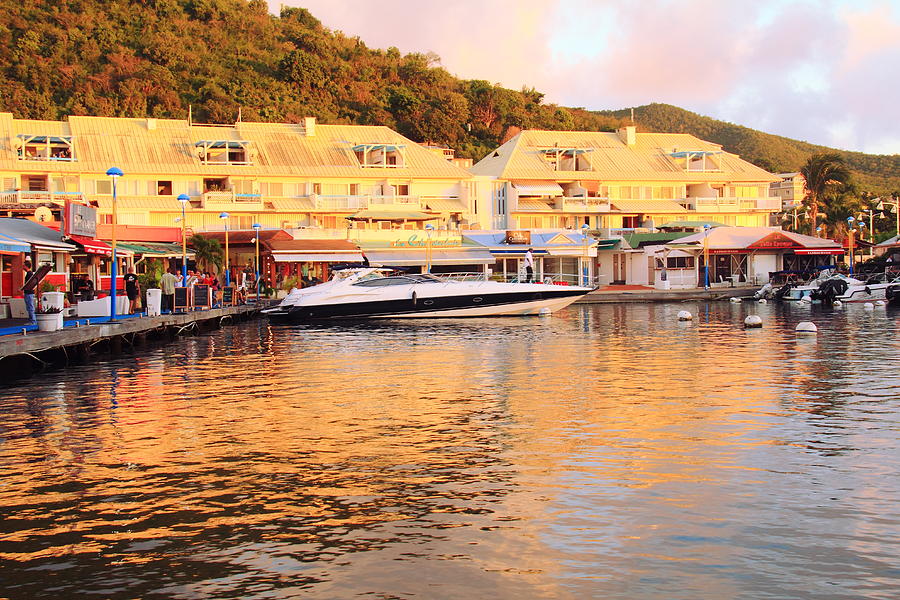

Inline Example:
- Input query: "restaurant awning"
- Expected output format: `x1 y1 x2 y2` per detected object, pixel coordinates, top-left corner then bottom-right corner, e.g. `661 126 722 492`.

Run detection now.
362 247 496 266
347 210 438 222
272 252 365 263
793 248 845 255
511 181 564 196
0 232 30 253
68 234 130 257
117 241 194 258
0 218 77 252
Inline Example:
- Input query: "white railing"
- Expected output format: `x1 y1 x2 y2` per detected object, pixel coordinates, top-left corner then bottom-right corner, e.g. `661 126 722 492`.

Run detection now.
686 196 779 211
369 195 420 206
557 196 612 212
0 190 84 204
314 195 370 210
203 190 235 203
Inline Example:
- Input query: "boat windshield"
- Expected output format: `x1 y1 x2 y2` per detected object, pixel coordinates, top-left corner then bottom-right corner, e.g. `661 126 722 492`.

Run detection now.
353 276 421 287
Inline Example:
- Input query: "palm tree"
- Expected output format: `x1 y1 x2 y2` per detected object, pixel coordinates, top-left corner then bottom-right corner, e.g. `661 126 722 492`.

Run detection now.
800 153 851 236
188 234 223 274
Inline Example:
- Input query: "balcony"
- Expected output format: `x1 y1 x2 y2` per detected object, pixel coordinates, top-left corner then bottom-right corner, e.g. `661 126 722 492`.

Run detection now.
686 197 781 212
555 196 612 213
0 190 85 205
201 191 264 210
313 195 424 211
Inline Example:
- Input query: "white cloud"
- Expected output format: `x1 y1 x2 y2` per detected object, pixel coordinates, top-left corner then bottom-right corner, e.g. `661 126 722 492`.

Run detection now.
272 0 900 154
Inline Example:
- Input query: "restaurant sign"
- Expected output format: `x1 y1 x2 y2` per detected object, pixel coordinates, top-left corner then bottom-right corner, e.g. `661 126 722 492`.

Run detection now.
389 233 461 248
505 230 531 245
748 232 797 250
64 201 97 238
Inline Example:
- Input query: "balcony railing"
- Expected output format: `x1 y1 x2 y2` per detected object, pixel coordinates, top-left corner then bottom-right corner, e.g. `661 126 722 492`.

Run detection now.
313 195 424 210
0 190 84 205
556 196 612 213
686 196 780 211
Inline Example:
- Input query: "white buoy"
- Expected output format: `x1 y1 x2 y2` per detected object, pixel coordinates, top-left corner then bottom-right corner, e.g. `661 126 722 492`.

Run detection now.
758 298 767 304
795 321 818 334
744 315 763 328
864 302 874 310
677 310 692 321
833 300 842 307
875 300 886 307
730 297 742 303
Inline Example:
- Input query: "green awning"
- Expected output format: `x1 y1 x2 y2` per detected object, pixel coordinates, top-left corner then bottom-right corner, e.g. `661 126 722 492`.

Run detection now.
118 242 194 257
346 210 438 222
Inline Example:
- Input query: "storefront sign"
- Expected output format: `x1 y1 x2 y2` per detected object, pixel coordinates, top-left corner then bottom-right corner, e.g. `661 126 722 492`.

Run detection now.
748 232 797 249
389 234 461 248
505 230 531 245
65 201 97 238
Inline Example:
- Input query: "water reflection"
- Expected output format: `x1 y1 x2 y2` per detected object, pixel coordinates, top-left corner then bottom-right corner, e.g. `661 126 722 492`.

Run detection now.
1 303 898 599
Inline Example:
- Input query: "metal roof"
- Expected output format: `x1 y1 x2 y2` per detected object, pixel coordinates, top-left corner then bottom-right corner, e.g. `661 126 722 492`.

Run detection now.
0 113 471 179
0 218 77 250
470 129 780 183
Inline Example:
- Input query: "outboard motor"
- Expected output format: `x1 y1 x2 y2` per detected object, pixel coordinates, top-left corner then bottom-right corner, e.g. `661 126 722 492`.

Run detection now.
773 283 793 301
754 283 772 300
811 278 849 305
886 284 900 305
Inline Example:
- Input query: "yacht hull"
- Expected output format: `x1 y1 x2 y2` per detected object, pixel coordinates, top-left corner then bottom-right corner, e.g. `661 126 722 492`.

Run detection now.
265 287 587 321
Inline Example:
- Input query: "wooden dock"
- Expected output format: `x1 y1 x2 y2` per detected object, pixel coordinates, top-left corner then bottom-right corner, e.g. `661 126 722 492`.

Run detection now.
0 304 262 384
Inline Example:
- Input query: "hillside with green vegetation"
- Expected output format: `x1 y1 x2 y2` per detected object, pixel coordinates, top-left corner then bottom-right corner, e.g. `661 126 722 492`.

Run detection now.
1 1 895 194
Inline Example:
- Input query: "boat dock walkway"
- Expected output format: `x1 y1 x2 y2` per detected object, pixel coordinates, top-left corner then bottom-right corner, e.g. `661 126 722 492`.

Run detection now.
0 304 262 383
577 285 760 303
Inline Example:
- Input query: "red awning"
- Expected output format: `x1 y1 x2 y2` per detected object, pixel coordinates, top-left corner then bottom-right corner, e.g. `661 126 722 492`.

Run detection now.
794 248 845 255
67 235 131 257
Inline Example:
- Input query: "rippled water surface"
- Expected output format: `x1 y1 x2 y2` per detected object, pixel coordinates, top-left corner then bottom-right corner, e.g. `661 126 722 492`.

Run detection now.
2 302 899 599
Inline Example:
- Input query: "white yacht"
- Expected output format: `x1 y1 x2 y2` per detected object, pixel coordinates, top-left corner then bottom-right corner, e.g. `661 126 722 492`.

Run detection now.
262 268 593 321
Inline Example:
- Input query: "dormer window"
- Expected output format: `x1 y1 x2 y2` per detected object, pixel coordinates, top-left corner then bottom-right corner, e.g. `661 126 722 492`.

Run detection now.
16 135 75 161
539 148 593 171
669 150 722 172
195 140 253 165
353 143 406 168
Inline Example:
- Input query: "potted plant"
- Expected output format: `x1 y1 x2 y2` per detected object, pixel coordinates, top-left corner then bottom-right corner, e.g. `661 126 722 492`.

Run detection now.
36 305 63 332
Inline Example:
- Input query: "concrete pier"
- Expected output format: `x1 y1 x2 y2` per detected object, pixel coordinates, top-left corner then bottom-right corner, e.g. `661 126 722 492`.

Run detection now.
576 285 760 303
0 304 261 383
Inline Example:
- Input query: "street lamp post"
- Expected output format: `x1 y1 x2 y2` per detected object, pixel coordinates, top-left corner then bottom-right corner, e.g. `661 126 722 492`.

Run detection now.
252 223 261 299
177 194 190 286
219 212 230 286
847 216 855 275
581 223 590 287
106 167 123 321
876 197 900 238
703 224 711 289
424 223 434 273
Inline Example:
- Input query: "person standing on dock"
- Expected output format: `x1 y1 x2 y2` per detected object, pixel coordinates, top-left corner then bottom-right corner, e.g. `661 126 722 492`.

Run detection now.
124 266 140 314
160 267 177 313
21 259 37 325
524 248 535 283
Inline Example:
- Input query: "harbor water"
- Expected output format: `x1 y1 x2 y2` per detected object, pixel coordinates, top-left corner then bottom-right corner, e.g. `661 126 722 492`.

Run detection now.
2 302 899 599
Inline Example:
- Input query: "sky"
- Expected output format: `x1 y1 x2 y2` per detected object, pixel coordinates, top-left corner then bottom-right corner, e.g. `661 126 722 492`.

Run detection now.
270 0 900 155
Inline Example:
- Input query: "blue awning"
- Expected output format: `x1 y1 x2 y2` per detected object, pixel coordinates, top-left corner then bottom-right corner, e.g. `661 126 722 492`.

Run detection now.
0 232 30 253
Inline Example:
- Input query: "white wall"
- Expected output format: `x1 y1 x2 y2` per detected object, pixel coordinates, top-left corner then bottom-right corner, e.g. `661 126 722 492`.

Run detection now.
751 254 778 283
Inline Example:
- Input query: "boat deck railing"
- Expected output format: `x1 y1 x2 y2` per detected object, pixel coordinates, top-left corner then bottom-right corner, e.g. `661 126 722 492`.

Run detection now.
432 272 593 286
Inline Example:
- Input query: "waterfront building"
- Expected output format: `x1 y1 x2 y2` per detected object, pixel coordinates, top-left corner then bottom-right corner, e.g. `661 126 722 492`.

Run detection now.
469 126 781 231
659 226 843 288
0 113 480 283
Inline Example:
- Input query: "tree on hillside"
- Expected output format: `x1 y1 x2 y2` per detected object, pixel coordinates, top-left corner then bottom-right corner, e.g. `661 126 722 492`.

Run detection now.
800 153 852 236
188 234 223 274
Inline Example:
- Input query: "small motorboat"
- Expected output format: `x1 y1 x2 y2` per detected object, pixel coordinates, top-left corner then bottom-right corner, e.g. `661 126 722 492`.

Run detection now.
262 268 593 321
